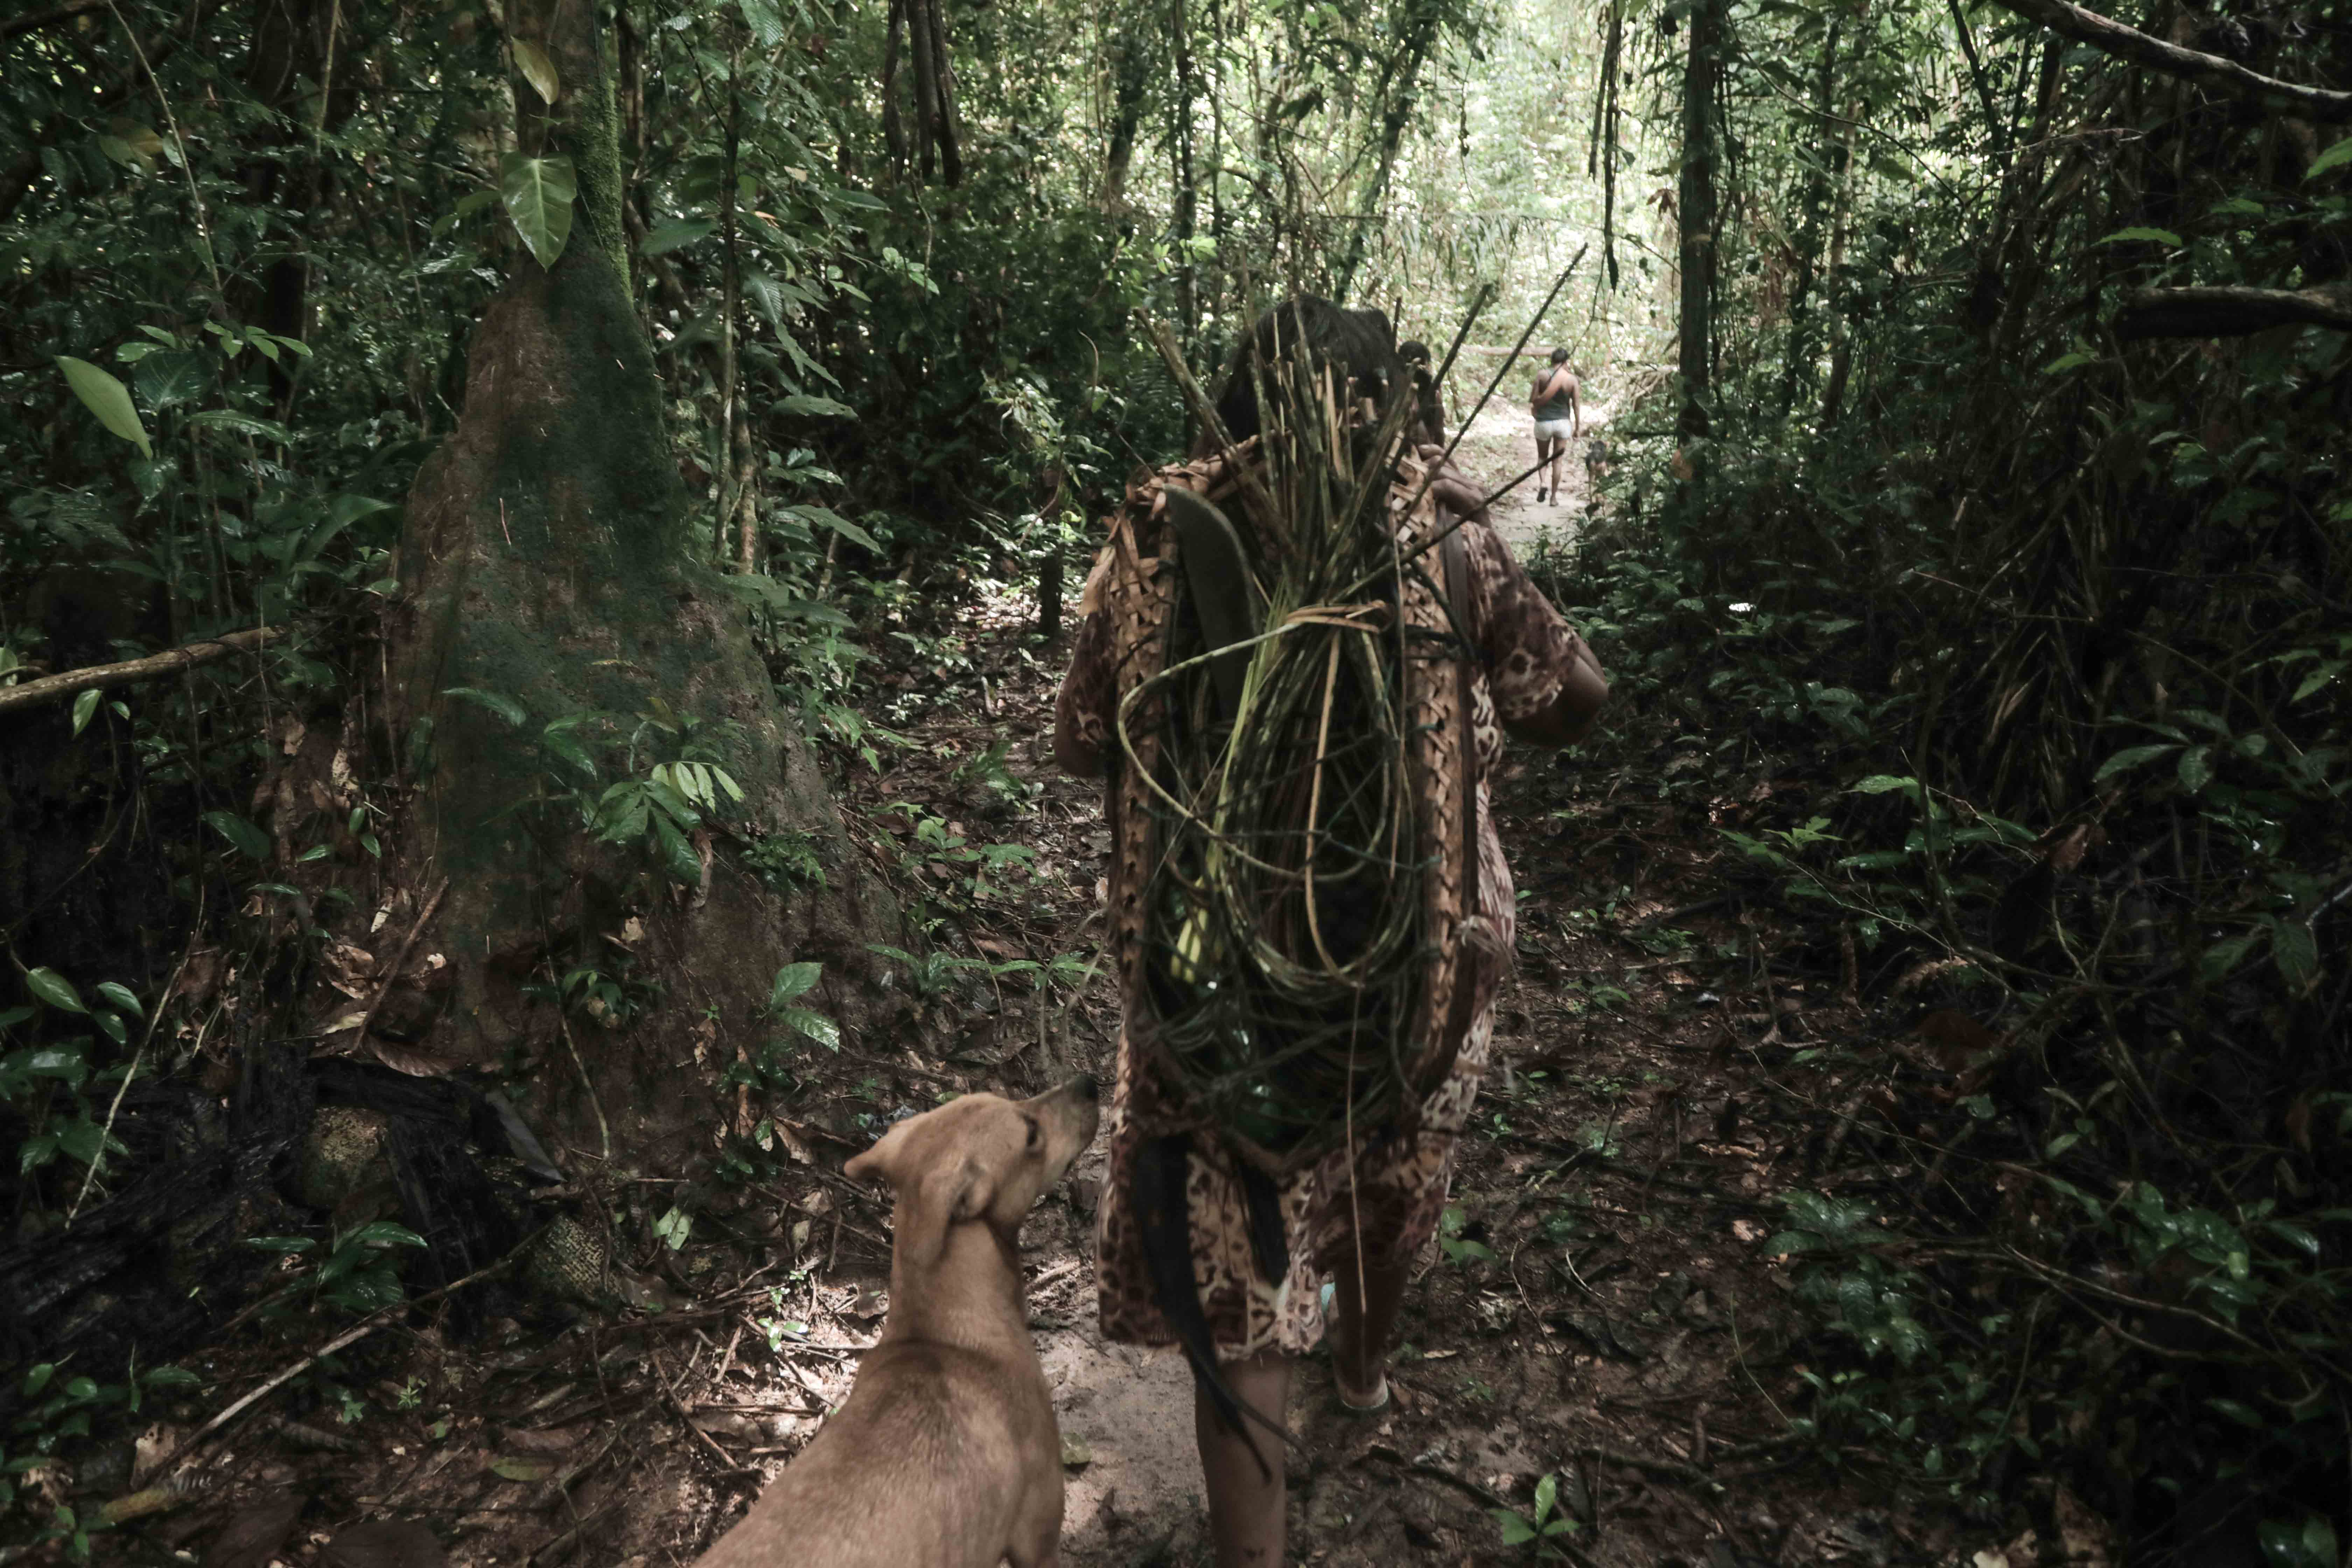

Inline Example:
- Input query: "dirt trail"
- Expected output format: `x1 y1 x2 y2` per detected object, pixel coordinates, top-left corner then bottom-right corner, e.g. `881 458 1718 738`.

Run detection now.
115 417 1992 1568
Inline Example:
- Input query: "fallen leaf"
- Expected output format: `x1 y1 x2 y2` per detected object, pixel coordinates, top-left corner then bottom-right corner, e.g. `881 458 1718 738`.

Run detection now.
488 1456 555 1483
370 1040 458 1077
2053 1484 2117 1567
1916 1008 2002 1072
1060 1433 1093 1469
2286 1096 2312 1153
500 1425 583 1455
2038 821 2103 873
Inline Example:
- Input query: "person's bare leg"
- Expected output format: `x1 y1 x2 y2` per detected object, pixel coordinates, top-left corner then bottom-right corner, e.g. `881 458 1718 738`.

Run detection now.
1549 444 1566 504
1326 1248 1412 1406
1197 1353 1293 1568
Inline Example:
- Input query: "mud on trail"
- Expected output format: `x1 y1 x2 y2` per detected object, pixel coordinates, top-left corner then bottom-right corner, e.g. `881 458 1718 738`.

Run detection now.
100 427 2009 1568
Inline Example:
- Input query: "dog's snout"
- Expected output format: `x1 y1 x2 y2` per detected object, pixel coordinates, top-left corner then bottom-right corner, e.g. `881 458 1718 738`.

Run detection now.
1071 1073 1100 1103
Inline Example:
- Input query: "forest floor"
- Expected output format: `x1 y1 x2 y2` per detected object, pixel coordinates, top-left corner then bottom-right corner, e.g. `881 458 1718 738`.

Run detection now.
99 413 2029 1568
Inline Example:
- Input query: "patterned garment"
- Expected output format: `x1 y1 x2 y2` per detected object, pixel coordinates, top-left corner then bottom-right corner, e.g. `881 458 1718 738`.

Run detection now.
1055 444 1592 1361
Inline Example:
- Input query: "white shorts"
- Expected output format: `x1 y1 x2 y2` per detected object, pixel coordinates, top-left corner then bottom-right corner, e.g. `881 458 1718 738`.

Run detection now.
1533 418 1576 442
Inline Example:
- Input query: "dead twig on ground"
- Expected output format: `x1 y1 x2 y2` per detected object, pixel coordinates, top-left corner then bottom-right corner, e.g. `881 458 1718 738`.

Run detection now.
648 1344 758 1477
352 877 448 1051
158 1229 543 1478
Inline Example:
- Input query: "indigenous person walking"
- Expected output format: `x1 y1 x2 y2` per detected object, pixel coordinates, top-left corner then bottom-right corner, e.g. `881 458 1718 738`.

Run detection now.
1055 349 1607 1567
1529 347 1581 504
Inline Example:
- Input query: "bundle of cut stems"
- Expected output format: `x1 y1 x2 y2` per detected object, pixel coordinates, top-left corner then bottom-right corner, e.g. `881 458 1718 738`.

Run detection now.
1120 333 1455 1167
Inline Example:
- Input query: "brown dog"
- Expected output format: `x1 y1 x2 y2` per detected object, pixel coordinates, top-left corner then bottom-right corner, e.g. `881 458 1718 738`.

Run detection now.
694 1076 1101 1568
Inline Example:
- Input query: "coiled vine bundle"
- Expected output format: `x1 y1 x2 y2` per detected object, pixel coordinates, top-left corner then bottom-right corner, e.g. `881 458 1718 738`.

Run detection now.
1116 342 1455 1169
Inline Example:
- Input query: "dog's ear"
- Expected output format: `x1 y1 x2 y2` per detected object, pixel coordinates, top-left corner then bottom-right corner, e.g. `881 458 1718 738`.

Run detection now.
843 1122 908 1188
900 1154 996 1265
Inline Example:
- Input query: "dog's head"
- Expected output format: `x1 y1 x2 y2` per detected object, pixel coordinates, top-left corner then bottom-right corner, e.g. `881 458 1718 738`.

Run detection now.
844 1076 1100 1265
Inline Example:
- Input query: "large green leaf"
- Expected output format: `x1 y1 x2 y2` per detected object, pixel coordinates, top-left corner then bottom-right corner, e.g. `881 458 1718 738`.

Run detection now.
738 0 787 46
24 968 86 1014
133 350 208 410
2093 743 2178 782
201 810 273 861
775 1006 840 1051
499 153 576 269
510 38 561 104
56 358 153 458
94 981 144 1018
640 217 715 255
769 961 823 1006
790 505 880 551
776 393 856 419
190 410 294 445
2306 136 2352 181
440 686 528 726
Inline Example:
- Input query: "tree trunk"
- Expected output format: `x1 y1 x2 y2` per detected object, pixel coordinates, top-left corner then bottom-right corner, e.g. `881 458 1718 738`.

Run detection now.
908 0 939 182
1170 0 1198 330
376 0 895 1168
1676 0 1724 441
924 0 961 186
880 0 908 170
1331 0 1440 305
1101 10 1150 208
717 44 745 561
1593 0 1623 289
239 0 355 411
1778 18 1837 416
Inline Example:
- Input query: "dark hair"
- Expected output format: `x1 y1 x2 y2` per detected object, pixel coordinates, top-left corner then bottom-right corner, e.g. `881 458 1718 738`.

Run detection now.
1549 347 1570 365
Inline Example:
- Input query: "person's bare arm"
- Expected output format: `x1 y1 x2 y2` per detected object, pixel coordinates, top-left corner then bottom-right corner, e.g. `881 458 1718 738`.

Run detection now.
1569 379 1582 441
1054 607 1115 776
1506 630 1607 747
1468 524 1608 750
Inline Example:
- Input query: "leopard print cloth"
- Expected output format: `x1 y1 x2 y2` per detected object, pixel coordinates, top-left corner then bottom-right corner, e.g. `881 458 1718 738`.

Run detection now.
1055 444 1590 1361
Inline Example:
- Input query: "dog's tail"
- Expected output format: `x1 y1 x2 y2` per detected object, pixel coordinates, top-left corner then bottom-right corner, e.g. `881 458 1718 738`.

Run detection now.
1134 1134 1292 1482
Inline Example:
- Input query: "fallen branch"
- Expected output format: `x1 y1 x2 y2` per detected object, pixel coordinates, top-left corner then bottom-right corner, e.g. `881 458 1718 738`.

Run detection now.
2116 282 2352 340
351 878 450 1051
155 1226 541 1479
0 627 282 718
1984 0 2352 121
648 1345 759 1476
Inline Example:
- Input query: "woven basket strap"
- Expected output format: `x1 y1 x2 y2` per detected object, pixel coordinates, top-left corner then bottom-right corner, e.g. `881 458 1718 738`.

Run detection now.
1431 527 1480 1090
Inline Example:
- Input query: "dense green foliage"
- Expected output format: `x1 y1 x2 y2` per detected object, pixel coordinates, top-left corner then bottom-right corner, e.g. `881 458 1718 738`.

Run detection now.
1548 0 2350 1552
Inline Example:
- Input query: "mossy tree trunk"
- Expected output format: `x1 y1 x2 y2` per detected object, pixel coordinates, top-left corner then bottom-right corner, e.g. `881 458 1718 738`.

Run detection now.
1675 0 1723 441
378 0 894 1168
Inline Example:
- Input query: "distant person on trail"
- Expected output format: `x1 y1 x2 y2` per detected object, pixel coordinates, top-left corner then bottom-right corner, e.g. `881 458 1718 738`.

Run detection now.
1530 347 1580 505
